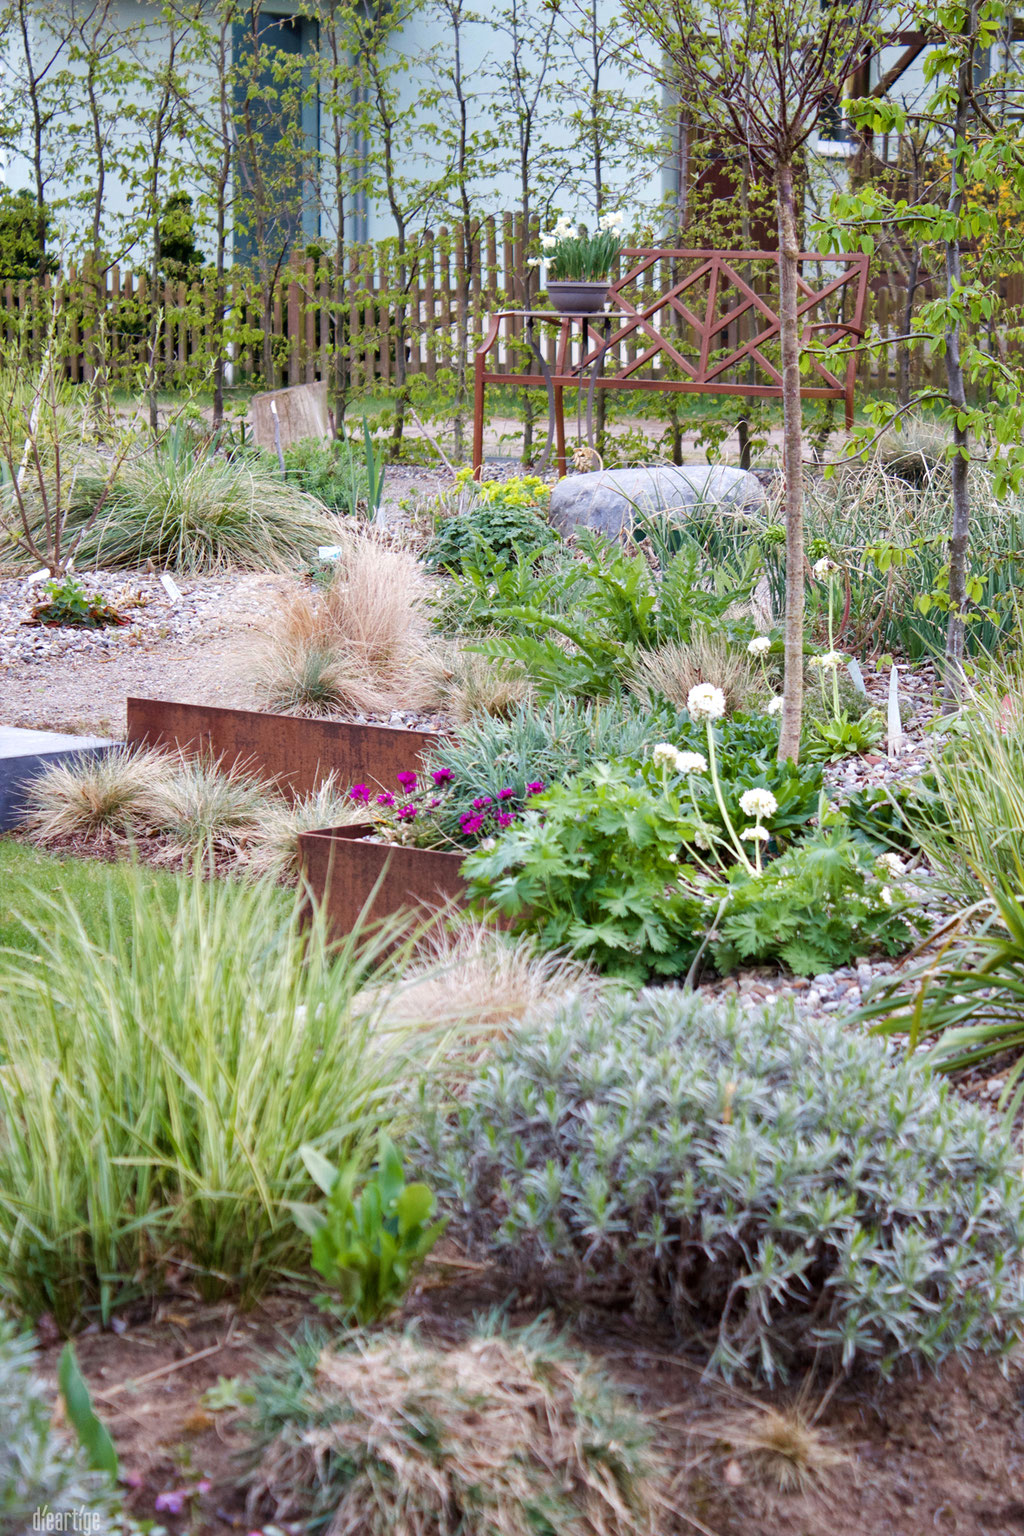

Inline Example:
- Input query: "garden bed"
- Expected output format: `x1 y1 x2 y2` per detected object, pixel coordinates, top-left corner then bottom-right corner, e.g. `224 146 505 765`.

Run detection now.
126 697 444 798
298 821 467 937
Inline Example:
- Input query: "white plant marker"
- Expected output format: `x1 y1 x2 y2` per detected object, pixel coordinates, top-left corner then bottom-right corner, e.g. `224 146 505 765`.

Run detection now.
25 567 50 586
846 657 868 695
887 663 903 760
161 573 182 603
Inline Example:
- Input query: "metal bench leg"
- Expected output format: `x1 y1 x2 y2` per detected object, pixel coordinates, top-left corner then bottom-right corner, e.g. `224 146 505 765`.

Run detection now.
554 385 567 477
524 317 557 474
472 360 486 479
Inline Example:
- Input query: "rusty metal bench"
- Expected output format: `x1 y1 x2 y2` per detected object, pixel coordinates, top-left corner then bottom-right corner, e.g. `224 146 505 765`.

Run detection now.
471 247 870 477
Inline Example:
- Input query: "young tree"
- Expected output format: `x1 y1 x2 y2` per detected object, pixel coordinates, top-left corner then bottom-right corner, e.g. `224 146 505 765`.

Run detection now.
6 0 73 276
825 0 1024 704
619 0 886 761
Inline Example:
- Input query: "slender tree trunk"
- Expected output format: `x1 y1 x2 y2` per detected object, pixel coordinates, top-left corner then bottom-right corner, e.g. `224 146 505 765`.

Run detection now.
776 157 804 764
897 245 919 410
942 29 972 709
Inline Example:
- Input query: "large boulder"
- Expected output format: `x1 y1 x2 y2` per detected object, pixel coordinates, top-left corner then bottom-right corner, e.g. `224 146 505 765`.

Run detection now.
548 464 766 539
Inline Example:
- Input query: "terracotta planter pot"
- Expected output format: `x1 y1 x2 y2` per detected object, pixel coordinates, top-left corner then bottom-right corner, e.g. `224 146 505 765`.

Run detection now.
545 280 610 315
126 698 444 799
299 823 467 940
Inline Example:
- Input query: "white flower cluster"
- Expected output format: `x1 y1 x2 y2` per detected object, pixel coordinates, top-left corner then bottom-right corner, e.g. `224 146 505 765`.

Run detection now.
687 683 727 721
652 743 707 775
766 695 784 716
599 210 624 231
739 788 778 821
813 556 837 578
809 650 845 672
747 636 771 657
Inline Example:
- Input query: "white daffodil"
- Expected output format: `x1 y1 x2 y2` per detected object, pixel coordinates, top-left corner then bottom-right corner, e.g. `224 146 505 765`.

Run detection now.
766 695 784 716
675 751 708 775
747 636 771 656
541 232 558 250
739 787 778 820
687 683 727 721
554 215 573 238
599 210 624 230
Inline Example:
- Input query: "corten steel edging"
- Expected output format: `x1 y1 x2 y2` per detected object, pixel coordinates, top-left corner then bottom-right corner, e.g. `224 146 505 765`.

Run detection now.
126 698 443 798
298 823 467 940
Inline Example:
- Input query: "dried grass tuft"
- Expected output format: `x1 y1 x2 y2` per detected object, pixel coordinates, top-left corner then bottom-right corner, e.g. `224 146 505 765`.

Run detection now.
630 632 764 715
21 745 174 843
387 917 604 1036
444 644 533 724
246 1324 666 1536
243 775 369 879
707 1403 848 1495
257 528 444 717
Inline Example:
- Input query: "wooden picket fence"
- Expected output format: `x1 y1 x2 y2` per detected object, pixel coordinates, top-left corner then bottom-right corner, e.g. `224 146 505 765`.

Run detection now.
0 213 1009 404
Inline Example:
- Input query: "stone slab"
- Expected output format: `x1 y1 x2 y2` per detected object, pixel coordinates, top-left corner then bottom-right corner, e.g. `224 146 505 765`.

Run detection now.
0 726 117 833
549 464 766 539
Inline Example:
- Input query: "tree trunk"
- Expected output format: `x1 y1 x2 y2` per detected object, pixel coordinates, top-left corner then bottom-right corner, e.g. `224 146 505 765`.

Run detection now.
776 158 804 764
942 28 972 710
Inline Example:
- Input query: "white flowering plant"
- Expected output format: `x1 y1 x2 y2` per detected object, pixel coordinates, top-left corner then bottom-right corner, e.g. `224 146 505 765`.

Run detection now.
540 211 625 282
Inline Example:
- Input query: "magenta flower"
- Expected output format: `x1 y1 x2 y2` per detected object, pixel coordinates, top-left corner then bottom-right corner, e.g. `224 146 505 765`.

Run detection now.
377 792 395 807
429 797 441 807
432 767 453 785
471 796 493 810
495 811 515 827
397 770 418 790
526 780 545 795
397 804 418 821
349 783 370 803
460 814 484 835
498 786 516 800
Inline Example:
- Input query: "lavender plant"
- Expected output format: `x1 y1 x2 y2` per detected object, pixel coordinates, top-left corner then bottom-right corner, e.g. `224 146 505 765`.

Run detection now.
426 990 1024 1381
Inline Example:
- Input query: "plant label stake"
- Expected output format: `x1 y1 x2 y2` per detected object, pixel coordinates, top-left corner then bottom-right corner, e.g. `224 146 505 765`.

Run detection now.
161 574 182 604
887 665 903 760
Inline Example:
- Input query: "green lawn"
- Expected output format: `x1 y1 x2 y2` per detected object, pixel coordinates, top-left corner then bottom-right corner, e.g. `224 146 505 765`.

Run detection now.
0 840 181 959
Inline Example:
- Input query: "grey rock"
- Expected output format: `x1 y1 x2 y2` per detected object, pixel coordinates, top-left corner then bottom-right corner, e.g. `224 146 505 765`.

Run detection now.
548 464 766 539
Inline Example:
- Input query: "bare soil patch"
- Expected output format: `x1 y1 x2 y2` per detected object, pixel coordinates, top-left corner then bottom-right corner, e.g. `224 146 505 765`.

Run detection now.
33 1265 1024 1536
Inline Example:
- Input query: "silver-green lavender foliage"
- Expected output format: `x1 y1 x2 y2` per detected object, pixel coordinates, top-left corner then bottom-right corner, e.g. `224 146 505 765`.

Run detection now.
0 1316 124 1532
427 991 1024 1382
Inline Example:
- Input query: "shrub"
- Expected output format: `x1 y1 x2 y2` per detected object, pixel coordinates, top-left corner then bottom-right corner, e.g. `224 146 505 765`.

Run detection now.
427 990 1024 1381
0 1316 123 1531
67 426 338 571
244 1320 665 1536
22 745 173 843
0 864 437 1326
426 474 556 572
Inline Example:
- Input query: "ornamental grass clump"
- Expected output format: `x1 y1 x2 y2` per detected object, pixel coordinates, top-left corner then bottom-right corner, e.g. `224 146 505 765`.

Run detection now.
244 1320 665 1536
0 864 443 1327
21 744 173 843
426 990 1024 1382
